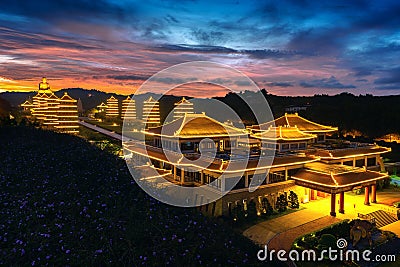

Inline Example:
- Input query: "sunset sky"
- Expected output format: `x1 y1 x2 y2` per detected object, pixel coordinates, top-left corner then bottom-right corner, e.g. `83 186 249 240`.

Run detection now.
0 0 399 96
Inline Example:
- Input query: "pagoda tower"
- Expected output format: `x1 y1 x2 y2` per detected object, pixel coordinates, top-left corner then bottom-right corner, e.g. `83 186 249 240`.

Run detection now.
173 97 194 120
142 96 160 128
42 93 59 128
121 95 136 120
106 96 119 117
23 78 79 134
55 92 79 134
32 77 52 122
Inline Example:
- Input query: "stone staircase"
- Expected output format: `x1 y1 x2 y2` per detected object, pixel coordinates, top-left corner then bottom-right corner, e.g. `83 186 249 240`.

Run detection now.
366 210 398 228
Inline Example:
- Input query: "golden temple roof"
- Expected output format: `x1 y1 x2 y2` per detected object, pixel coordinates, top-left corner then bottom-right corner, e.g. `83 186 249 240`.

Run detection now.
144 96 158 103
292 167 388 188
252 113 338 133
123 142 318 173
59 92 76 101
252 126 316 142
21 100 33 106
306 145 391 159
145 113 247 138
175 97 192 105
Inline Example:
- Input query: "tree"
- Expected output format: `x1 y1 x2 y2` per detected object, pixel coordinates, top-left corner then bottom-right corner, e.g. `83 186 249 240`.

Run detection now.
288 191 300 209
261 197 273 216
246 200 257 219
276 194 288 212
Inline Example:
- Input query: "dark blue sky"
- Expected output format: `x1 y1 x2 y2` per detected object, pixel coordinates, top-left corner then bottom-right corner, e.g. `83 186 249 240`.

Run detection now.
0 0 399 95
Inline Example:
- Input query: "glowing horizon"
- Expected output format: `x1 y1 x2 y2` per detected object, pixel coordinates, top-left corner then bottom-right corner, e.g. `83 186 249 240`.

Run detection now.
1 1 400 97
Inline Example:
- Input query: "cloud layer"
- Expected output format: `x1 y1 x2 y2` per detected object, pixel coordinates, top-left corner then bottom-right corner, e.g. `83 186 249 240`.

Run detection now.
0 0 399 96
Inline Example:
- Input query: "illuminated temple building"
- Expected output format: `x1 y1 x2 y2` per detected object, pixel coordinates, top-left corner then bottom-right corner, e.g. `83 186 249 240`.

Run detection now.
249 112 338 143
97 102 107 113
106 96 119 117
21 78 79 134
124 112 391 217
121 96 137 120
142 96 160 128
173 97 194 120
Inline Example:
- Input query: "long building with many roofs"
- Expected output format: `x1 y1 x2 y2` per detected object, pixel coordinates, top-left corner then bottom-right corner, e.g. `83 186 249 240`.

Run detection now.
124 112 391 217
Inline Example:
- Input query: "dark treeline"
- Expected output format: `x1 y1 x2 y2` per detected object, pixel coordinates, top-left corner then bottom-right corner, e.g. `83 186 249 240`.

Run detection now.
222 90 400 139
2 89 400 138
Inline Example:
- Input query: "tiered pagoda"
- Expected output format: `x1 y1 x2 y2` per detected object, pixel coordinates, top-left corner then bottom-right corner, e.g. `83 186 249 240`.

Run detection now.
21 78 79 134
106 96 119 117
142 96 160 128
173 97 194 120
121 95 136 120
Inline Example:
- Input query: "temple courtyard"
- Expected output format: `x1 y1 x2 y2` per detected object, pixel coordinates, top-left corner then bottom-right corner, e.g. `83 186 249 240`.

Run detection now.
243 188 400 250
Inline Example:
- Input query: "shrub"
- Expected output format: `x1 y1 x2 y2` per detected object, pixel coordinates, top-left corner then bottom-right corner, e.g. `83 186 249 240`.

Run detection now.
276 194 288 212
246 200 258 219
261 197 273 216
317 234 337 250
302 234 319 249
288 191 299 209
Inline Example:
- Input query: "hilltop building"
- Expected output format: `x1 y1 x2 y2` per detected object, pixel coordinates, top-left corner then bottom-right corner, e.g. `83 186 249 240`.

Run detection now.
21 99 34 114
21 78 79 134
249 112 338 143
173 97 194 120
97 102 107 113
54 93 80 134
106 96 119 117
121 96 136 120
142 96 160 128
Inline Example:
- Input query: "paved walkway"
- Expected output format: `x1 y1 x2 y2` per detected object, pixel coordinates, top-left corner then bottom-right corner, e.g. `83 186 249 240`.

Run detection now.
243 190 400 248
268 216 341 251
381 221 400 237
243 208 326 246
79 120 123 141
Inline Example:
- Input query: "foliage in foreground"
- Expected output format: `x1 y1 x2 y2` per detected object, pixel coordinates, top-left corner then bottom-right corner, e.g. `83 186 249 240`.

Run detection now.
0 126 267 266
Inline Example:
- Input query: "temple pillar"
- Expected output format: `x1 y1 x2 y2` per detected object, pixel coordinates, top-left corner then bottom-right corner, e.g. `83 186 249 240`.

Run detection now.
285 168 288 180
310 189 316 200
339 192 345 214
371 184 377 203
200 171 204 185
352 158 356 167
364 186 370 205
181 168 185 184
340 160 344 165
173 166 177 180
364 156 368 168
245 173 249 187
330 193 336 217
